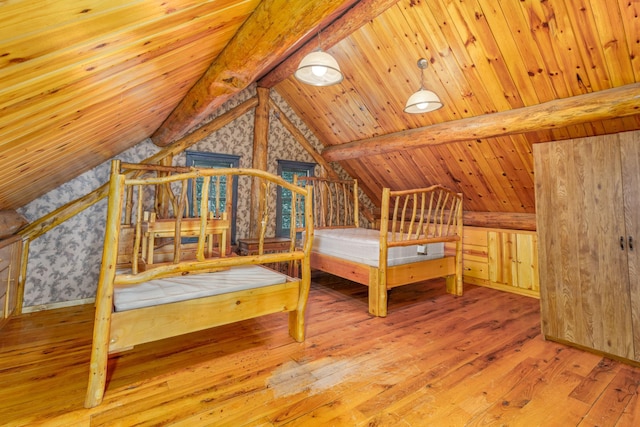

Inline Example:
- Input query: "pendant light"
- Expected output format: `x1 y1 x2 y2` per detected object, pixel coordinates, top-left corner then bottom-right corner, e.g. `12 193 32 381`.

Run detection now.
294 32 343 87
404 58 443 114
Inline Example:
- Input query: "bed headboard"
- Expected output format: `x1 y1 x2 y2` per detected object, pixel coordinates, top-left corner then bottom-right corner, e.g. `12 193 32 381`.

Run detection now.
294 176 360 228
105 160 314 279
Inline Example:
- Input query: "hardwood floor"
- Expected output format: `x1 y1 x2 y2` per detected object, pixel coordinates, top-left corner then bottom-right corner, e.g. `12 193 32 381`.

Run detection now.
2 274 640 426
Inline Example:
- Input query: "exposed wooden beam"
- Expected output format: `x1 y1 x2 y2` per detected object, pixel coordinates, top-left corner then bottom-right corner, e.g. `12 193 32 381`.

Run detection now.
258 0 400 88
462 211 537 231
322 83 640 162
151 0 359 147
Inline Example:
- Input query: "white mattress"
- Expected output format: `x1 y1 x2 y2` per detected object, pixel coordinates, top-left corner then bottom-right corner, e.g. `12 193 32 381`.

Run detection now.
313 228 444 267
114 265 289 312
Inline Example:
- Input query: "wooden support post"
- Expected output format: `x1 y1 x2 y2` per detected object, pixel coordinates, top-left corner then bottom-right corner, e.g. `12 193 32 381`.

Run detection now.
250 87 270 238
289 185 314 342
14 239 29 315
446 197 464 296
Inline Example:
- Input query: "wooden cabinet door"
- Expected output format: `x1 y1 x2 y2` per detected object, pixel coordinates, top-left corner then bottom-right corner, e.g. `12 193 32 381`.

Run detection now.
620 132 640 360
488 231 539 293
535 135 634 359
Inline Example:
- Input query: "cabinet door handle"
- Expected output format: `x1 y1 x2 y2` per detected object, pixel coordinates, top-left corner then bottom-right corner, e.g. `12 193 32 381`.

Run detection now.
629 236 634 251
621 236 625 250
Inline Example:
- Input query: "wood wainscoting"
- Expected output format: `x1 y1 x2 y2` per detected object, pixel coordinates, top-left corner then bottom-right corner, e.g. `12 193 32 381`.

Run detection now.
1 274 639 426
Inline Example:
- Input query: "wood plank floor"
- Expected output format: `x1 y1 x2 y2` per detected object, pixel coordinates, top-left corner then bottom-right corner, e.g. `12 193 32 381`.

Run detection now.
2 274 640 426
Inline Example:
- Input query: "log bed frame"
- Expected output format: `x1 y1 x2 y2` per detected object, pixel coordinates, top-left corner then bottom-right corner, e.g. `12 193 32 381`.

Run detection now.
85 160 314 408
296 177 463 317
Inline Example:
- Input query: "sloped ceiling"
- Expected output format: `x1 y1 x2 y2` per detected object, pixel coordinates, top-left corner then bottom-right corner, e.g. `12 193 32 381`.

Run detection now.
1 0 639 214
273 0 640 212
0 0 261 210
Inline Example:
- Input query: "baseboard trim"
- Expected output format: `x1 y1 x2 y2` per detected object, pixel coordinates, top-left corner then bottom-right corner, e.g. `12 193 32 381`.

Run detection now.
22 298 95 313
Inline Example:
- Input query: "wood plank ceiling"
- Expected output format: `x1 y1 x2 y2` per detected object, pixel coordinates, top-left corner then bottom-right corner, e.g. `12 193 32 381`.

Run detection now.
1 0 639 214
274 0 640 212
0 0 261 210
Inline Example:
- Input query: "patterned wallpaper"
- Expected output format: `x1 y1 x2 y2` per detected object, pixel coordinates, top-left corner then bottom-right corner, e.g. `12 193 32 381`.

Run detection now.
17 85 361 308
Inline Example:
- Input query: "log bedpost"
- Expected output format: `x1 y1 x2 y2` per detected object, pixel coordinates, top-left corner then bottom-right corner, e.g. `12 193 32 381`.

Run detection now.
85 160 125 408
371 187 391 317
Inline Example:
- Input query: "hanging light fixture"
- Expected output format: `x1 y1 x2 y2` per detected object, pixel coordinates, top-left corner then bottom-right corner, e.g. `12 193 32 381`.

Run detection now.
404 58 443 114
294 32 343 86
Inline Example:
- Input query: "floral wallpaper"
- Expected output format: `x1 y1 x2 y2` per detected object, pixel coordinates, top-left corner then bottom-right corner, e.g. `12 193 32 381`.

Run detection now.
17 84 367 308
18 141 160 307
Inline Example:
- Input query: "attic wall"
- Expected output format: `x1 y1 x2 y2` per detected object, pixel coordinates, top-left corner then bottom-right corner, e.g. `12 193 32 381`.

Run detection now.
16 85 333 309
18 141 159 308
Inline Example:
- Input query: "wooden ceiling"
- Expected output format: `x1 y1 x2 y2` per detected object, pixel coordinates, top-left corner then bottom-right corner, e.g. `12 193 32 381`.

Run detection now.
274 0 640 212
1 0 639 214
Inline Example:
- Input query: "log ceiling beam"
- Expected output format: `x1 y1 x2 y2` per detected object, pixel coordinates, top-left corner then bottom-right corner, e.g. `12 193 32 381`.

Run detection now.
151 0 359 147
322 83 640 162
258 0 400 88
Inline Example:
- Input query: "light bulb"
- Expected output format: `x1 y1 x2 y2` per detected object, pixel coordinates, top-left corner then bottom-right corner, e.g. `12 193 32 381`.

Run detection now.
311 65 327 77
417 102 429 110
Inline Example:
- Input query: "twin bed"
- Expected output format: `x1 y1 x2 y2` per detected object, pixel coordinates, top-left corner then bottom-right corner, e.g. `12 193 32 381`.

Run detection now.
296 177 463 317
85 161 313 408
85 162 462 407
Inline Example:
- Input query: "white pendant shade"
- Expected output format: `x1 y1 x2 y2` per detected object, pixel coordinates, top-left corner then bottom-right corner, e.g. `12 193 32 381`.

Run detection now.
403 89 443 114
404 58 443 114
295 50 343 86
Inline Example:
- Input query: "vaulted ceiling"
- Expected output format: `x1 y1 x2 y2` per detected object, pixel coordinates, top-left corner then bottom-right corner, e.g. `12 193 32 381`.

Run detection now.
1 0 639 214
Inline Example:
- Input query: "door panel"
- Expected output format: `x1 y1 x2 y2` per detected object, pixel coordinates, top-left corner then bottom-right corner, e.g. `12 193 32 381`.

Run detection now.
620 131 640 360
535 135 633 359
